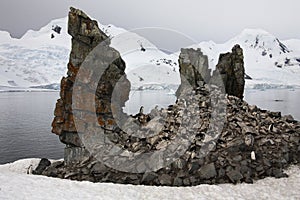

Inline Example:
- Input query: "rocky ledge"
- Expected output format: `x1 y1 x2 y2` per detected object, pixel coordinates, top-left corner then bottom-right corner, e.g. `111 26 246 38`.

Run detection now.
37 8 300 186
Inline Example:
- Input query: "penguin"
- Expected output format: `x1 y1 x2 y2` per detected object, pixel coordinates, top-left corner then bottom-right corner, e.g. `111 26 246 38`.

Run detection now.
131 106 151 125
131 106 144 118
149 105 159 118
139 106 144 115
27 164 33 174
138 113 151 125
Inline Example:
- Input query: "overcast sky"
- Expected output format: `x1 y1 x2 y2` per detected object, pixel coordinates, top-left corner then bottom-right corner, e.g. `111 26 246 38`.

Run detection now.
0 0 299 44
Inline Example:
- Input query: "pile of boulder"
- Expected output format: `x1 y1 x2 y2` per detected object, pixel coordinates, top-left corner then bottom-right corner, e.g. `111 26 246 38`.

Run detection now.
42 83 299 185
39 7 299 186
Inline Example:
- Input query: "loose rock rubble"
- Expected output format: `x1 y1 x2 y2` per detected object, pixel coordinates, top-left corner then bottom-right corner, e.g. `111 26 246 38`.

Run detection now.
43 84 299 185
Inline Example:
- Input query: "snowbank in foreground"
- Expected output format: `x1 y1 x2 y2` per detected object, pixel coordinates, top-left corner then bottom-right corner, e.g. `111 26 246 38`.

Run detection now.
0 159 299 200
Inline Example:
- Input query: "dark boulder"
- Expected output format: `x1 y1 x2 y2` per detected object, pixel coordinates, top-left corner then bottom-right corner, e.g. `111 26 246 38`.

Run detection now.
32 158 51 175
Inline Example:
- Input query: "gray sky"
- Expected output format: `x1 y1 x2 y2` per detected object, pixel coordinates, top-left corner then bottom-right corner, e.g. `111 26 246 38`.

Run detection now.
0 0 299 44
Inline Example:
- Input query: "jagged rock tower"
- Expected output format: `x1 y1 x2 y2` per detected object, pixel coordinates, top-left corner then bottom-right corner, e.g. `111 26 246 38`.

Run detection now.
175 48 211 97
176 46 245 99
51 7 130 163
211 45 245 99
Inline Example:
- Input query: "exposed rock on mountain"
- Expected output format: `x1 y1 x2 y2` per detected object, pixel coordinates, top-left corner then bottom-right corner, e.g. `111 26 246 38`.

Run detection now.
1 18 300 90
193 29 300 89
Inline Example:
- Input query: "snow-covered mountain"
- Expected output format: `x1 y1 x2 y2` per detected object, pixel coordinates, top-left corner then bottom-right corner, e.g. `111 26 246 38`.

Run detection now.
0 17 71 89
0 17 179 91
98 23 180 90
182 29 300 89
0 17 299 91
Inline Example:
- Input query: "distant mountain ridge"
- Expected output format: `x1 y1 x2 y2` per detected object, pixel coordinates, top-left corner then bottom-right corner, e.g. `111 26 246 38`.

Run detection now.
0 17 299 91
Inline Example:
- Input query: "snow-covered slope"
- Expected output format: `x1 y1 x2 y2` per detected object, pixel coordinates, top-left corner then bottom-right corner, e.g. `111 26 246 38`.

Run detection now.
0 31 13 44
0 17 299 91
183 29 300 89
0 17 71 89
99 24 180 89
0 159 299 199
0 17 179 90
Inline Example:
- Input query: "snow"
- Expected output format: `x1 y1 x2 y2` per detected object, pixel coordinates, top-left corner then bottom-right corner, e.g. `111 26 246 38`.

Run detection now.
0 17 180 91
98 24 181 89
0 17 299 91
1 14 299 200
284 39 300 54
0 17 70 89
19 17 71 49
0 31 14 44
184 29 300 90
0 159 299 199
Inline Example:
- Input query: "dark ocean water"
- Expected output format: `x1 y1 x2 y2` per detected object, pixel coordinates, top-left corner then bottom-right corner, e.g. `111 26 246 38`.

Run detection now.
0 92 64 164
244 88 300 120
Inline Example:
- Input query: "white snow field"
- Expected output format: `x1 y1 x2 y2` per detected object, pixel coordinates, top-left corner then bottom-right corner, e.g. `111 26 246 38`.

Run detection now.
0 17 70 88
0 159 299 200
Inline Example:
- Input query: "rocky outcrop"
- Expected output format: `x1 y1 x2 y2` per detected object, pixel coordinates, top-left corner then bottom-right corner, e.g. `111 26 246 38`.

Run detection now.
211 45 245 99
176 48 211 97
44 84 299 185
52 7 108 136
51 7 130 163
176 45 245 99
45 8 299 186
32 158 51 175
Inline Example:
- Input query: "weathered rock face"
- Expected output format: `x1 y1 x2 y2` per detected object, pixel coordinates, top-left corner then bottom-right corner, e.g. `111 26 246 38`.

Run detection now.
211 44 245 99
177 45 245 99
52 7 107 136
51 7 130 162
176 48 211 97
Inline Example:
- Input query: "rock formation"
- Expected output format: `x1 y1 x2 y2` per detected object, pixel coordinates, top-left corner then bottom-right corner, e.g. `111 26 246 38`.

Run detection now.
44 8 299 186
45 83 299 185
51 7 130 163
211 45 245 99
176 48 211 97
176 45 245 99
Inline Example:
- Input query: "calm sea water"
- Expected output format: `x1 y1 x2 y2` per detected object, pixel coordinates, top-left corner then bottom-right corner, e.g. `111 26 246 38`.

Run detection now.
0 89 299 164
0 92 64 164
244 88 300 120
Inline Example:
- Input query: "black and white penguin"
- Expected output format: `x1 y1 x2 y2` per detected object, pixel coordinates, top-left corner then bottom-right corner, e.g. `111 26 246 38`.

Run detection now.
131 106 151 125
131 106 144 118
